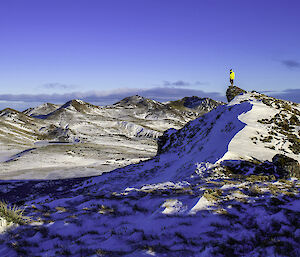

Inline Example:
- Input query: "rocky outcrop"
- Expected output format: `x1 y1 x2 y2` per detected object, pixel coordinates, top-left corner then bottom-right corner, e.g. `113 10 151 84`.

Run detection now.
221 154 300 179
226 86 247 102
157 128 177 155
272 154 300 178
38 124 72 142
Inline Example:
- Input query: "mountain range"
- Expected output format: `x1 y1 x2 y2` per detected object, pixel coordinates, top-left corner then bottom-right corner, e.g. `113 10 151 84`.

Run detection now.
0 95 223 180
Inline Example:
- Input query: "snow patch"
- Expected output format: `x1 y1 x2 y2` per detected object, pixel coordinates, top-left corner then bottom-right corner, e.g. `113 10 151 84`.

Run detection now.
189 196 215 214
161 199 186 215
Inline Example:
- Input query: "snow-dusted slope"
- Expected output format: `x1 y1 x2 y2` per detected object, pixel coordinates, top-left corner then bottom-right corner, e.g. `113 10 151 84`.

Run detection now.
0 108 46 146
23 103 61 117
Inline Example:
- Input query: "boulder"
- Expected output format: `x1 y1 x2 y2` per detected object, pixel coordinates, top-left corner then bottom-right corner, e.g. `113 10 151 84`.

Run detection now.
272 154 300 178
0 217 13 234
226 86 247 102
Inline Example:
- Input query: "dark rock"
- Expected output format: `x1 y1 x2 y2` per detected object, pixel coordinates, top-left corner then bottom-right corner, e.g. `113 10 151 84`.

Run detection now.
157 128 177 155
272 154 300 178
269 197 285 206
253 161 276 176
226 86 247 102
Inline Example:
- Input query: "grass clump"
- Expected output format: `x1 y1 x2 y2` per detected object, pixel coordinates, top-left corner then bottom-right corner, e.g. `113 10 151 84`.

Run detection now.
0 200 31 225
204 189 222 201
55 206 68 212
98 205 114 215
249 185 265 195
246 175 275 182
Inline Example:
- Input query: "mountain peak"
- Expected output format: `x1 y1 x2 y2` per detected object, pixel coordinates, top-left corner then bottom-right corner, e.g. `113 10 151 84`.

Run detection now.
113 95 159 108
0 107 20 114
0 107 34 121
0 108 26 118
62 99 87 108
58 99 100 113
23 103 60 117
167 96 224 113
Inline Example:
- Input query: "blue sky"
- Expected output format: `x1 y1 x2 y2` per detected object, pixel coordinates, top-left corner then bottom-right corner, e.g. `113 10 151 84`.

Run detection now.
0 0 300 110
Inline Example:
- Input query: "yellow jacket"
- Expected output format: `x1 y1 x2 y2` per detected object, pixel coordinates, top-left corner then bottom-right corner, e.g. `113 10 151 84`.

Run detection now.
230 71 235 80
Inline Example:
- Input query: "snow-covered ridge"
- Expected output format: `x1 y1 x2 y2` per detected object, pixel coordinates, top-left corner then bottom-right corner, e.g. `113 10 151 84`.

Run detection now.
220 92 300 162
158 91 300 164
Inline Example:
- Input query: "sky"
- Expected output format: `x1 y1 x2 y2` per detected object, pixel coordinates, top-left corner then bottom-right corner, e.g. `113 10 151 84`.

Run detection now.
0 0 300 110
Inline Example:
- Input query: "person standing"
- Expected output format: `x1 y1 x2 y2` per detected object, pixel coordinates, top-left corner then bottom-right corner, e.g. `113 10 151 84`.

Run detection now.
230 69 235 86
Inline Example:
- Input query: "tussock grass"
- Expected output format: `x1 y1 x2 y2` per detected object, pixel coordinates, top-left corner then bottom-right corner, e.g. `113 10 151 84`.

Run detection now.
55 206 68 212
0 200 31 225
204 188 222 201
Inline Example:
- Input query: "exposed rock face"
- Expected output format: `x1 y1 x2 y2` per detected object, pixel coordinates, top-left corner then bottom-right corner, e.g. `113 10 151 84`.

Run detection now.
157 128 177 155
272 154 300 178
226 86 247 102
38 124 73 142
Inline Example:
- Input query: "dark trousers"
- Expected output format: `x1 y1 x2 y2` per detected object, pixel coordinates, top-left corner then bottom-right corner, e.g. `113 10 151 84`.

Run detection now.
230 79 234 85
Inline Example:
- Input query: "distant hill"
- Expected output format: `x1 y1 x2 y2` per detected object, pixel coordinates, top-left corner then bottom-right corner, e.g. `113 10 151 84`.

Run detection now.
23 103 60 117
166 96 224 113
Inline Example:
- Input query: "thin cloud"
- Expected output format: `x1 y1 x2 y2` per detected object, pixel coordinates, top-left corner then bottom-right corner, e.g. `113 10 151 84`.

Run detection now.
281 60 300 69
41 83 76 90
268 89 300 103
162 80 208 87
195 81 209 86
163 80 190 87
137 87 224 102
